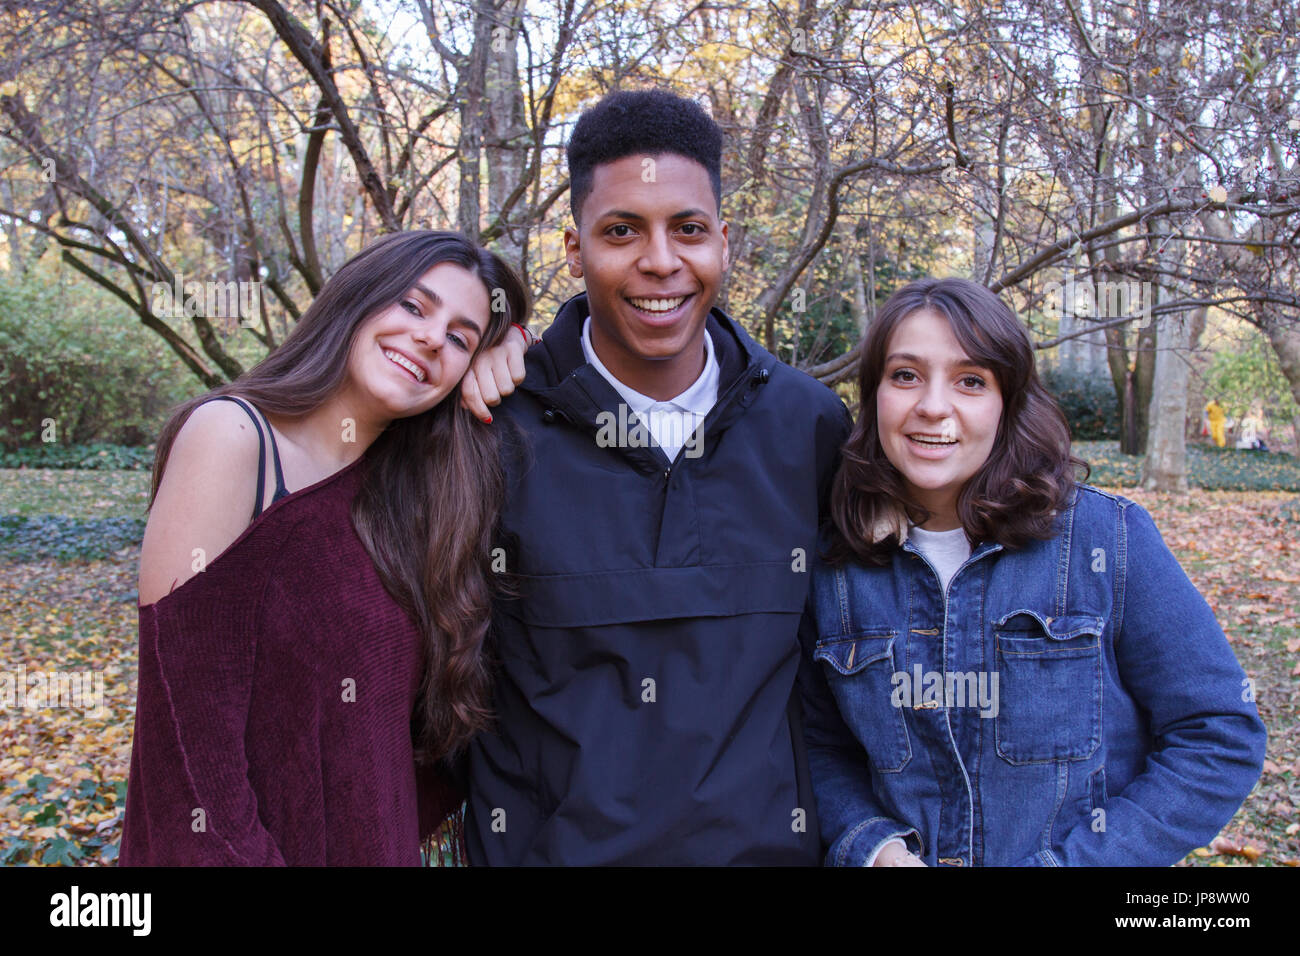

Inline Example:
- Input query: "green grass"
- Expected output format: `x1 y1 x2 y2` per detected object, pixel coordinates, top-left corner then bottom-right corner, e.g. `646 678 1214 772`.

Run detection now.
1075 441 1300 491
0 469 149 520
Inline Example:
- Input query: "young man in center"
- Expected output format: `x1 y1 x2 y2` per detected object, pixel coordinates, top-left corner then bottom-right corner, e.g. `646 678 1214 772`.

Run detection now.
466 89 851 864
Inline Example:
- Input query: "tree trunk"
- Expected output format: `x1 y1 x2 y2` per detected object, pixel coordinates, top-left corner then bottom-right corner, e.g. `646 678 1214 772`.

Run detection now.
1121 367 1139 455
456 1 493 240
846 222 868 335
1263 319 1300 411
1142 305 1201 492
484 0 527 264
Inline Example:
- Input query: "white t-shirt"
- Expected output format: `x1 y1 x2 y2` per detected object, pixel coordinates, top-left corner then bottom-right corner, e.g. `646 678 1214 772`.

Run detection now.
907 524 972 594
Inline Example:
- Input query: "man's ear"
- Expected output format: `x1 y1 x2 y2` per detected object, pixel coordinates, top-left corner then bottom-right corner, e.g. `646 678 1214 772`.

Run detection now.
720 219 730 271
563 224 583 278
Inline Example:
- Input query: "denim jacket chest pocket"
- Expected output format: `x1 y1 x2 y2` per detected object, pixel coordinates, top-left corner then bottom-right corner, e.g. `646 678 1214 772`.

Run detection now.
994 609 1105 765
813 630 911 773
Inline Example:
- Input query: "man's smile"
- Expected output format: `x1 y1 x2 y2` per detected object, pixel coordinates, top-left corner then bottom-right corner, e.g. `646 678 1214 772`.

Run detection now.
624 293 694 322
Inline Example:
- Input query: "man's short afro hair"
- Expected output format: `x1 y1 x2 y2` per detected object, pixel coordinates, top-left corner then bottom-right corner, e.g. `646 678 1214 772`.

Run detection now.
567 89 723 225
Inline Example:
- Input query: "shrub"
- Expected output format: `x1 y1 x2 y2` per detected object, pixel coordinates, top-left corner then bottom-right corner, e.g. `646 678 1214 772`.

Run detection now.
1202 326 1300 426
0 442 152 470
1041 367 1120 440
0 260 194 450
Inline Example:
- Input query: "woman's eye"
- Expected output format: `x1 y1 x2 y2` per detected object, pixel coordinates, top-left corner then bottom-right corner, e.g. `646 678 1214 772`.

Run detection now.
890 369 918 383
450 333 470 350
401 300 421 316
960 375 987 389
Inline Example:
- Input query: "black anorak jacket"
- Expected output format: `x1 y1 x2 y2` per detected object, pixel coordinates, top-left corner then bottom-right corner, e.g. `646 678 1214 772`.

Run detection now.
466 292 851 865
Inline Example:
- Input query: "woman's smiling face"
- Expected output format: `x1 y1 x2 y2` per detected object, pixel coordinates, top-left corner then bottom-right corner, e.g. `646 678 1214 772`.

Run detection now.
345 260 489 421
876 308 1004 530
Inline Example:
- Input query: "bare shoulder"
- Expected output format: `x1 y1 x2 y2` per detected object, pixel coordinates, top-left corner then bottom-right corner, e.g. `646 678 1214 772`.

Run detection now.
137 398 265 606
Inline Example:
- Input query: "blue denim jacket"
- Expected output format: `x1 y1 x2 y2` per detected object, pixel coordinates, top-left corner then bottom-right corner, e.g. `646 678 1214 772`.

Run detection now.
799 484 1266 866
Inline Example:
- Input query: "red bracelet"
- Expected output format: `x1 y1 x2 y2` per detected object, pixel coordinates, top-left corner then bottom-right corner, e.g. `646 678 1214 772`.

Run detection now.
512 323 535 347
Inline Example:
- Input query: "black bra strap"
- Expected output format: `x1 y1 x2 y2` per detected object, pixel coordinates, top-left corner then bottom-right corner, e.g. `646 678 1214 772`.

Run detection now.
261 410 289 501
204 396 268 518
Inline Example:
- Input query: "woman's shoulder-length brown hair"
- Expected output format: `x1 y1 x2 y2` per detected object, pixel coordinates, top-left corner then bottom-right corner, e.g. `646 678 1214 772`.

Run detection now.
826 276 1087 566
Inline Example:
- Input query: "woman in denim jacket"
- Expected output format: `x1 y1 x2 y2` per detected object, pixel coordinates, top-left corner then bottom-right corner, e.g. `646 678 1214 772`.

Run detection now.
801 278 1266 866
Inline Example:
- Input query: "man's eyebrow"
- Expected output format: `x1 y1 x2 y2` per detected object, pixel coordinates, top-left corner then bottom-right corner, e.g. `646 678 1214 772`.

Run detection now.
598 209 647 222
412 282 484 335
596 208 711 222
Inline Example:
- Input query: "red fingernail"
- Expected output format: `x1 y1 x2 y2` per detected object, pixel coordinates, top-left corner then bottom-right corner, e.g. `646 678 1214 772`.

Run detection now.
483 414 493 424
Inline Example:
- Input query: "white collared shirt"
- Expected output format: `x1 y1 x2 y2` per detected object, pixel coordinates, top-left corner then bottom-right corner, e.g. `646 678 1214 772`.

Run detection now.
580 316 719 463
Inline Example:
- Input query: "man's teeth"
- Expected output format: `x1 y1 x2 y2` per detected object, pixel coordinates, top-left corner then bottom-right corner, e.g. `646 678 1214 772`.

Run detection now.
909 435 956 445
383 349 426 382
627 295 687 313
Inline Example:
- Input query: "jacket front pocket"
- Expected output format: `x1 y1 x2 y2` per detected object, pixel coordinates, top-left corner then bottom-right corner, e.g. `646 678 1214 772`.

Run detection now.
994 611 1103 765
813 632 911 773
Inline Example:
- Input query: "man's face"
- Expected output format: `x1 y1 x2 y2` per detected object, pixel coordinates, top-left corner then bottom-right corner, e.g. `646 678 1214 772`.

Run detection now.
564 152 728 400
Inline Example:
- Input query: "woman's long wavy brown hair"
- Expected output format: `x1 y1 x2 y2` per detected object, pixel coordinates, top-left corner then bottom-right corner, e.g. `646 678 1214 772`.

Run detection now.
148 230 529 764
826 277 1086 566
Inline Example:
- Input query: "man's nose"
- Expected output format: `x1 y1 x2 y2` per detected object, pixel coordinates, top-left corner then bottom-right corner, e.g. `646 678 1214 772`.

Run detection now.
638 228 682 276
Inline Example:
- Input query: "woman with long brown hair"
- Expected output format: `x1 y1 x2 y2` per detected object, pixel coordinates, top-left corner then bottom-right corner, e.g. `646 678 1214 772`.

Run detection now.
801 276 1265 866
119 230 529 865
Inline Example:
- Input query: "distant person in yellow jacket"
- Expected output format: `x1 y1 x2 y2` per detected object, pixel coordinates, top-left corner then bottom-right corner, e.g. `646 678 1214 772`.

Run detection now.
1205 399 1227 447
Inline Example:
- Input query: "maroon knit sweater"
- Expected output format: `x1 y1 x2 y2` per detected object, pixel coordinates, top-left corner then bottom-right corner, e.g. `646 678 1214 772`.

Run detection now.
119 452 463 865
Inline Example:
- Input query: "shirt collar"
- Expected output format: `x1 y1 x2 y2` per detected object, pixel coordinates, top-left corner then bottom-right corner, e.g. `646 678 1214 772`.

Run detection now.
580 315 718 416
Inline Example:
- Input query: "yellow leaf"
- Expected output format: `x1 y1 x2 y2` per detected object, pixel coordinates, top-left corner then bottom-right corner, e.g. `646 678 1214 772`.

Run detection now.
1208 185 1228 204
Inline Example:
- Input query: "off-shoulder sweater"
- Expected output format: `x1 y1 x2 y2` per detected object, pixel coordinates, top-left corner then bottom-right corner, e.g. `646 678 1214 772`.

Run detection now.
118 450 463 865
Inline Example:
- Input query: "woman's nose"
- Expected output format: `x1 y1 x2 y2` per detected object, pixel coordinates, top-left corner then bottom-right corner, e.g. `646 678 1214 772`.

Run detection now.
914 382 954 418
411 317 445 350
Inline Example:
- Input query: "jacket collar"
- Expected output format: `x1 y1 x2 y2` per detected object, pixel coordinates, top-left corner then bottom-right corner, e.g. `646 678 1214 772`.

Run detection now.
521 292 774 425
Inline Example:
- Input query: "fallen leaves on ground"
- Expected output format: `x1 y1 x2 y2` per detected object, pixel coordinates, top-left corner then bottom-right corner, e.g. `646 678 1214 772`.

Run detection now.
1 551 139 865
1111 486 1300 867
0 472 1296 866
